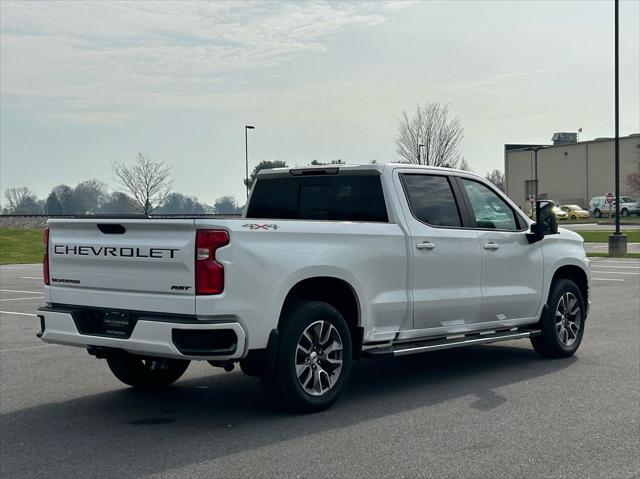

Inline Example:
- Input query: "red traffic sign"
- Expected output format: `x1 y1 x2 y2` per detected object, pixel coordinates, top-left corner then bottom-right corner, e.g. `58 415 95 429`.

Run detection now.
528 195 536 205
605 192 614 204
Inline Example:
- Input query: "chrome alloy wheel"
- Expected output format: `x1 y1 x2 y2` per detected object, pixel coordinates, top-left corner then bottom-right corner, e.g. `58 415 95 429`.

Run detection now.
555 292 581 346
295 320 344 396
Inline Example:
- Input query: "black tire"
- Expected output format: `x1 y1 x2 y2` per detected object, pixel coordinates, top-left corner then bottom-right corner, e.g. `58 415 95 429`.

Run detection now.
262 301 352 413
531 279 586 358
621 208 629 217
106 351 190 389
593 209 602 218
570 215 577 221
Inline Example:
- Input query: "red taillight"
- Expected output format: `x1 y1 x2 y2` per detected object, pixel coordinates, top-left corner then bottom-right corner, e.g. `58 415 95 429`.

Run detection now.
195 229 229 295
43 227 50 285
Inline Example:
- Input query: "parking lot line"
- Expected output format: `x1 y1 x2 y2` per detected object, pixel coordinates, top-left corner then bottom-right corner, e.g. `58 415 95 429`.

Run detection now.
1 345 51 353
591 260 640 264
0 310 37 317
0 264 40 269
588 271 639 275
0 296 44 302
591 265 640 269
0 289 44 294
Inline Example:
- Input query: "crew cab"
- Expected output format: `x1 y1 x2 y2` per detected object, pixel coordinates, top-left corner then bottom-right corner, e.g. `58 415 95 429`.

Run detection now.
37 164 590 412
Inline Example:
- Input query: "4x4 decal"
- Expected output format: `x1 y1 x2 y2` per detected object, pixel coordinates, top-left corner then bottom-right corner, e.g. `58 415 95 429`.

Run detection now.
242 223 279 230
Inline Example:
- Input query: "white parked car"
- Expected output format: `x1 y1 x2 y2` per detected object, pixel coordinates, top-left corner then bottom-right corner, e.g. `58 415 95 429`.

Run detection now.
589 196 640 217
38 164 591 412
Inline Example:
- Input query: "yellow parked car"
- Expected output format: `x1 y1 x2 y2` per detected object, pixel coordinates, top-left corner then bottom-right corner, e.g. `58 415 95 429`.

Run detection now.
560 204 590 220
552 205 568 220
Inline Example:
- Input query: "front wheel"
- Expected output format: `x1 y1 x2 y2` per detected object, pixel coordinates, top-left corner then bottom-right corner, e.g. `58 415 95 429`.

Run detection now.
570 215 577 221
531 279 585 358
262 301 352 413
106 351 190 389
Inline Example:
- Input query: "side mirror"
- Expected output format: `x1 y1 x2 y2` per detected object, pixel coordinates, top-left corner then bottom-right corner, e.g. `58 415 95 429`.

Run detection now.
526 200 559 244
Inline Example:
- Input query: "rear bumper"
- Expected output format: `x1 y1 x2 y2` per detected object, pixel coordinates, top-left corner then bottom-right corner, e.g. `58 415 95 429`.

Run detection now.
37 306 247 361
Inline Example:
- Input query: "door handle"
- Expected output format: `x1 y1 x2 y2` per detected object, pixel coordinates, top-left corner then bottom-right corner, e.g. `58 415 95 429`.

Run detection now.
416 241 435 250
483 242 500 250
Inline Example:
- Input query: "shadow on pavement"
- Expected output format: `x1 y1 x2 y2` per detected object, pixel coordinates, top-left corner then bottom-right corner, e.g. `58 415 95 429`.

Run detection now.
1 343 576 478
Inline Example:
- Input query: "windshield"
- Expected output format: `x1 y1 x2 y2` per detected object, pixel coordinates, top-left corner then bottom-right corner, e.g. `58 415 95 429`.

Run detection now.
621 197 635 203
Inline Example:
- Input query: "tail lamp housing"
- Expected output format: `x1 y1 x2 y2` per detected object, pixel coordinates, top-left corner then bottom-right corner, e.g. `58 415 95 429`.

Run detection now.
195 229 229 295
43 227 50 285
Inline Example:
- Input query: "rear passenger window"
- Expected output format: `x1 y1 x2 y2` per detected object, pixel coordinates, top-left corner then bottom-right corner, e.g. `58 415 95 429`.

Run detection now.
247 175 388 222
401 174 462 227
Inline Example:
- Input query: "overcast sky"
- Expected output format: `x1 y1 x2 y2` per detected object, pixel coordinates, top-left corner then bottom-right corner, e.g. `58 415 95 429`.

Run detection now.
1 0 639 205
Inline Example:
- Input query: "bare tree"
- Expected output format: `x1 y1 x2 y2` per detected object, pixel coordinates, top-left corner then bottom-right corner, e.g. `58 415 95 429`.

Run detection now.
395 102 464 167
99 192 139 214
214 196 242 215
485 169 505 192
625 158 640 195
457 158 472 172
74 179 108 214
3 187 41 214
155 192 208 215
52 184 77 214
4 187 34 212
112 154 172 215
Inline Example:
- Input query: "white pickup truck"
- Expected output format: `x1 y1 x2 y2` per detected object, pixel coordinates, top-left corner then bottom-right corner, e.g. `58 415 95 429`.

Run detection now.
38 164 590 412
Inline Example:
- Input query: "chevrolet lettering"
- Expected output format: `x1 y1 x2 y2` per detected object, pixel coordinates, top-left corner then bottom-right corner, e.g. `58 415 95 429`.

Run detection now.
53 245 179 259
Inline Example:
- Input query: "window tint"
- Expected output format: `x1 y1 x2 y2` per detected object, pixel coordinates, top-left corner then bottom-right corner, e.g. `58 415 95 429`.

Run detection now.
247 174 388 222
461 179 518 230
402 174 461 227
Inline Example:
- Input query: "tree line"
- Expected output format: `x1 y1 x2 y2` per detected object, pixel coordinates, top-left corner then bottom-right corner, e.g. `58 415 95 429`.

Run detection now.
1 182 243 216
1 154 291 216
3 101 514 215
2 155 247 216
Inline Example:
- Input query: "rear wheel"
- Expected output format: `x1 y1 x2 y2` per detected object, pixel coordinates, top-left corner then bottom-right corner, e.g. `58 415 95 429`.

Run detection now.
531 279 585 358
593 209 602 218
262 301 352 413
106 351 190 389
621 208 629 217
570 215 577 220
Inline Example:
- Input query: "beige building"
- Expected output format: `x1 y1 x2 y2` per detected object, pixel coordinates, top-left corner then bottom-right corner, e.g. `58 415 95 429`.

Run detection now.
505 133 640 211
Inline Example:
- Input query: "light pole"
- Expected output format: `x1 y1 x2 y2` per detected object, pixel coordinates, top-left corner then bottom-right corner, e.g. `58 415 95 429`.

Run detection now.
417 144 425 164
245 125 255 198
609 0 627 256
524 146 545 200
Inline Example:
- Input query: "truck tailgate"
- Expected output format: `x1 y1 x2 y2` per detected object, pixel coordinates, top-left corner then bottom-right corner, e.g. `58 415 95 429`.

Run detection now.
47 219 197 315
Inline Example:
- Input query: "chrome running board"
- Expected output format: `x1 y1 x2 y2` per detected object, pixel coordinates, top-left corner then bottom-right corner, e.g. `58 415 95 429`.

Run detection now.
362 329 541 358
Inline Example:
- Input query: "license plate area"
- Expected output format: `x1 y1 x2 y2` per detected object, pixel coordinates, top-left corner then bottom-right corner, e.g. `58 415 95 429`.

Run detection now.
72 309 135 338
103 311 131 338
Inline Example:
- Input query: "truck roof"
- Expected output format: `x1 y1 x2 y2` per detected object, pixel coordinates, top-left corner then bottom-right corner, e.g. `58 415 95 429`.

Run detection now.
257 163 481 178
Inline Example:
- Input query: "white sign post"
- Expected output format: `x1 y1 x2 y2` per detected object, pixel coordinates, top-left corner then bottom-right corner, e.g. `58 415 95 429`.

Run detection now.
528 195 536 219
606 192 614 218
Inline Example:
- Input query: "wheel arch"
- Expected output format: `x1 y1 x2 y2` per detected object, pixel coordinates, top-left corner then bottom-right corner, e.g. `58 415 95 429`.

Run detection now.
551 265 589 309
278 276 363 357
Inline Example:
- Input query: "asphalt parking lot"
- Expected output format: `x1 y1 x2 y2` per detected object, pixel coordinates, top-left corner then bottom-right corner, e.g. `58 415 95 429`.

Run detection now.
1 261 638 478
